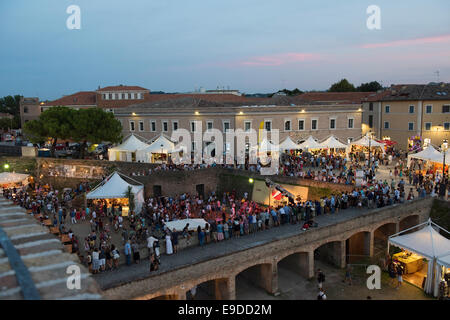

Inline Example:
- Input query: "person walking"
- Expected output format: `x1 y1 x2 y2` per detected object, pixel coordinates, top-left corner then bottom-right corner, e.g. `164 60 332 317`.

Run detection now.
197 226 205 246
171 229 179 253
132 241 140 264
124 240 132 266
317 269 325 289
317 288 327 300
165 231 173 255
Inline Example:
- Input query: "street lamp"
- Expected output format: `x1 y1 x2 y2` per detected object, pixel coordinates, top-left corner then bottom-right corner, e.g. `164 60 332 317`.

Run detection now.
442 139 448 177
368 131 373 169
249 178 254 184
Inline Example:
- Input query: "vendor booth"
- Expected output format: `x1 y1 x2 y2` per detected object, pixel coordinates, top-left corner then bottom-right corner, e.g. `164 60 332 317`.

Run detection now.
388 219 450 297
318 135 347 155
164 218 208 232
406 145 445 171
297 136 321 150
107 134 150 162
0 172 30 189
436 252 450 299
137 134 175 163
86 171 145 215
278 136 301 152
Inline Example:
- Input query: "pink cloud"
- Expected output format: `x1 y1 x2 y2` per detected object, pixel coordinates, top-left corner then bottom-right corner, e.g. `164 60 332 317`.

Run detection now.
361 34 450 49
237 52 320 67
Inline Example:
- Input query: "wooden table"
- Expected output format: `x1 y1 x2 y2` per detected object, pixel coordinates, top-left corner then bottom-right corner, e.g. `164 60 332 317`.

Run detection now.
65 244 72 253
50 227 60 235
34 214 43 220
43 219 52 227
61 234 71 244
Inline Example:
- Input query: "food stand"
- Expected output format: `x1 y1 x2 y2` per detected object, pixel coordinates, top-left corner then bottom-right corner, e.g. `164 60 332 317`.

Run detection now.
86 171 144 216
388 219 450 297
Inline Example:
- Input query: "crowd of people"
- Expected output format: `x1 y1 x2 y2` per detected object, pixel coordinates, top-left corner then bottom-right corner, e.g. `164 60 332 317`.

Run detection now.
1 144 448 277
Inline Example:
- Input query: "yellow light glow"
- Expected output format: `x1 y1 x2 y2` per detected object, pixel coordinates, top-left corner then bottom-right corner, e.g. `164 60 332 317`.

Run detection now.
239 111 244 115
195 111 199 115
132 112 136 116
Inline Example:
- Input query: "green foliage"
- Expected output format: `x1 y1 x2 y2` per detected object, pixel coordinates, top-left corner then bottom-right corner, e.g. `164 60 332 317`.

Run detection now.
0 95 22 129
328 79 356 92
357 81 383 92
124 185 135 212
270 88 304 97
23 106 123 158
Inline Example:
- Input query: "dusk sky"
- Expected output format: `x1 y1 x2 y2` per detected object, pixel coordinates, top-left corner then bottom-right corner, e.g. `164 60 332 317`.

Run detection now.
1 0 450 100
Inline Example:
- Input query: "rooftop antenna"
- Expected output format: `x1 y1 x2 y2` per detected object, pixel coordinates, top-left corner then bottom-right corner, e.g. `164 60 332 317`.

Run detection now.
434 70 440 82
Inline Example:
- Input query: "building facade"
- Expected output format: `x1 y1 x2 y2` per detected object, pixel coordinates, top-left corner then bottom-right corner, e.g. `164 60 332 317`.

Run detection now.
361 83 450 150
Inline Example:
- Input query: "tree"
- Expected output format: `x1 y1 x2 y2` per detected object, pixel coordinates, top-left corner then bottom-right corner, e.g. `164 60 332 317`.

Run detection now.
328 79 356 92
0 95 22 129
124 186 135 213
71 108 123 158
23 106 76 157
357 81 383 92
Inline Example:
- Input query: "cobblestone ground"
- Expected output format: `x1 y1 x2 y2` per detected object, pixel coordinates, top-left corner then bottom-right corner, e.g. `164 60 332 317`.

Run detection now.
233 260 433 300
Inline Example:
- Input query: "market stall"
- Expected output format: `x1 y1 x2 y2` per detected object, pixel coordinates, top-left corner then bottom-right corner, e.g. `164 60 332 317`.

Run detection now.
297 136 322 150
278 136 301 152
86 171 145 215
436 252 450 299
318 135 347 155
406 145 444 168
137 134 175 163
0 172 30 189
107 134 150 162
388 219 450 297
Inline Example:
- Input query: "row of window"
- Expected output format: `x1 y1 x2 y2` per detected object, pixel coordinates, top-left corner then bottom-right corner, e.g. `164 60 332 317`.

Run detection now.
384 105 450 114
102 92 144 100
126 118 356 132
383 122 450 131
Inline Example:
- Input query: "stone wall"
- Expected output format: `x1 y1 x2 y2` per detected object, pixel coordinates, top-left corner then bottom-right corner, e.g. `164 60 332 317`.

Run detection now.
101 197 433 300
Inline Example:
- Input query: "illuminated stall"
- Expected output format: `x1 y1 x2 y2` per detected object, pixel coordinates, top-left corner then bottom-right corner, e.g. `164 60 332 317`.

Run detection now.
388 219 450 297
86 171 144 215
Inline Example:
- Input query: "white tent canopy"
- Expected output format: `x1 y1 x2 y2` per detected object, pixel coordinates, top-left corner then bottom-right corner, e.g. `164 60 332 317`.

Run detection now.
318 135 347 149
0 172 30 187
437 252 450 268
108 134 150 162
350 136 385 148
86 172 145 212
407 145 444 167
279 136 301 151
164 218 208 232
298 136 321 150
388 219 450 297
137 134 175 162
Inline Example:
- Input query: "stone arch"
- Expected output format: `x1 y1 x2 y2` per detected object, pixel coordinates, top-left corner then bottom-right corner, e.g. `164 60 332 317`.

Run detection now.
313 239 346 268
345 231 372 264
399 214 420 233
234 261 278 297
187 276 232 300
277 251 313 279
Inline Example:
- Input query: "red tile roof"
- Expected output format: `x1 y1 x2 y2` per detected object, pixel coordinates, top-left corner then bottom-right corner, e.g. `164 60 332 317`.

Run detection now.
97 85 149 92
43 91 97 106
296 92 375 104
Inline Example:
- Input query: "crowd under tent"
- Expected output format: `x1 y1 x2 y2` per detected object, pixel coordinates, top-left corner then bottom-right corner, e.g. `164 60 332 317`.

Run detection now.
164 218 208 232
406 145 445 167
318 135 348 150
137 134 175 163
86 171 145 215
0 172 30 189
436 252 450 299
279 136 301 151
350 135 385 149
297 136 321 150
388 219 450 297
108 134 150 162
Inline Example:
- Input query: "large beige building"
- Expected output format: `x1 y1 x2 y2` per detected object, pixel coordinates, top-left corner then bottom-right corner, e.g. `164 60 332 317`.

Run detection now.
362 83 450 150
114 97 363 155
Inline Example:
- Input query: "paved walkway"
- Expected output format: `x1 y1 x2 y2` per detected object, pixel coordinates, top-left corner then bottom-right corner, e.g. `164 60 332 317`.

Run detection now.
94 199 413 290
0 198 102 300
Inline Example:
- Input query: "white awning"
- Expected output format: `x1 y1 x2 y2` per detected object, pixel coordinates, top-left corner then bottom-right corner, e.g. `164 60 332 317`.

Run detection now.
109 134 150 153
318 135 347 149
86 172 144 200
350 136 385 148
298 136 321 150
437 252 450 268
388 220 450 260
407 145 444 166
279 136 301 151
0 172 30 186
141 134 175 154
